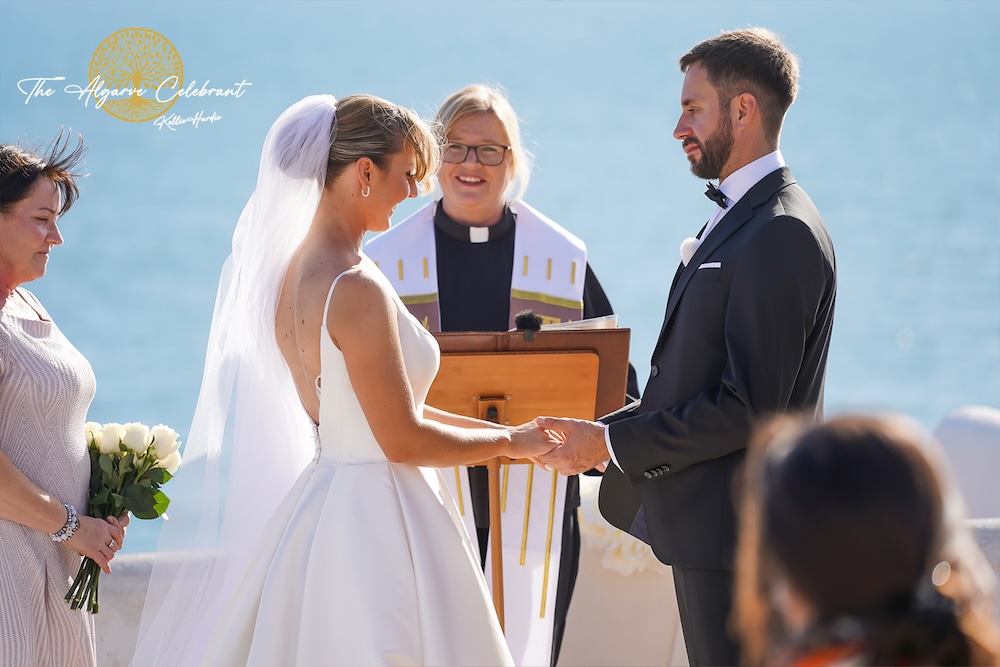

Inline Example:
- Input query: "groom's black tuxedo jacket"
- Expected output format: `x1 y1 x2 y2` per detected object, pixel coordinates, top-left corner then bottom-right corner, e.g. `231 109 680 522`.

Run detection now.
599 167 836 570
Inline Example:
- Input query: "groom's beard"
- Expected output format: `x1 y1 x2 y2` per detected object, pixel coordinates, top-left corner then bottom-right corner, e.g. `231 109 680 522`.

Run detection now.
685 113 735 181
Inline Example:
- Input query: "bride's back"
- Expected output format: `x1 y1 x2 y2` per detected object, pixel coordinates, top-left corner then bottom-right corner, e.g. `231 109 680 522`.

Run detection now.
275 240 360 426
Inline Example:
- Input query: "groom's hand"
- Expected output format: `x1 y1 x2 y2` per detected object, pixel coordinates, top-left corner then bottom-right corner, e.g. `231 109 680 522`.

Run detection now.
508 421 563 460
533 416 609 475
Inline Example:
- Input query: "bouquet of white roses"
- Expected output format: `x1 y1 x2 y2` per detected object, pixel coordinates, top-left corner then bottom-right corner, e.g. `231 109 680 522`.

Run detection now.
66 421 182 613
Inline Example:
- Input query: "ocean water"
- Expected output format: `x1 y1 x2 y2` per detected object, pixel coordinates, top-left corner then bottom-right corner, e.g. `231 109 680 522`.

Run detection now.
1 1 997 553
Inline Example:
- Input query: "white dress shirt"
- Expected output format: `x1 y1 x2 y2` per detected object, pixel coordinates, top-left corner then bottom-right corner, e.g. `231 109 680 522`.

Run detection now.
700 150 785 241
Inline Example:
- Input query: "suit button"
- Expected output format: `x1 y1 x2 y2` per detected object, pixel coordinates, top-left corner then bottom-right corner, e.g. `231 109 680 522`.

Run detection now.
650 364 659 377
644 471 653 479
661 465 670 473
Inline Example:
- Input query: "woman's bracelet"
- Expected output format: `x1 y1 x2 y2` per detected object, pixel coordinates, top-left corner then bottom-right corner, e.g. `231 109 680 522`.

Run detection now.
50 503 80 543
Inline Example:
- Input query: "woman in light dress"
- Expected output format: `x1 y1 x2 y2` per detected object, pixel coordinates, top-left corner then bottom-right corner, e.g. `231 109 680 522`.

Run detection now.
133 94 557 666
0 134 128 667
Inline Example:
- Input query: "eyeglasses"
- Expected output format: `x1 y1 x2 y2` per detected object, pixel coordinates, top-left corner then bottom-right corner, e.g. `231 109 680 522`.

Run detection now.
441 142 511 166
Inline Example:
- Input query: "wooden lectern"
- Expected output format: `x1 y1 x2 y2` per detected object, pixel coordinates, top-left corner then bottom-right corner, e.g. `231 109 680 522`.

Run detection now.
427 328 631 630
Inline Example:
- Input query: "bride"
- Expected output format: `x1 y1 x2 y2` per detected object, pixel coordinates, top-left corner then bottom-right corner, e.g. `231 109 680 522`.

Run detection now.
132 94 557 666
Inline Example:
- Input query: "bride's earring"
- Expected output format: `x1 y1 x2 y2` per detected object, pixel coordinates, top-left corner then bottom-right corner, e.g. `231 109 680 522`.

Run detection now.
361 185 371 198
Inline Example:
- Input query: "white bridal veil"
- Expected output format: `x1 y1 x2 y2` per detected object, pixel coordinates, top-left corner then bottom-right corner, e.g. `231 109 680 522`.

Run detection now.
131 95 338 666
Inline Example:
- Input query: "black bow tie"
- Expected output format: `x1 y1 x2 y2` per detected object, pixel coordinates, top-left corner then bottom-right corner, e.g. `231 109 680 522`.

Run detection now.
705 182 728 209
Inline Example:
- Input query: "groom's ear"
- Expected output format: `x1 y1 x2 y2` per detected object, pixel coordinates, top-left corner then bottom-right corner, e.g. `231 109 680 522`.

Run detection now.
732 92 759 133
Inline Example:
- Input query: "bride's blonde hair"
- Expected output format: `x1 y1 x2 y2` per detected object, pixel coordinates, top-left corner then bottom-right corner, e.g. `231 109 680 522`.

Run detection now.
325 94 441 193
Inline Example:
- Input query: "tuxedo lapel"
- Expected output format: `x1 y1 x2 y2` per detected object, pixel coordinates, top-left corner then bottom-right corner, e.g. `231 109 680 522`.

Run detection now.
662 218 708 321
652 168 795 358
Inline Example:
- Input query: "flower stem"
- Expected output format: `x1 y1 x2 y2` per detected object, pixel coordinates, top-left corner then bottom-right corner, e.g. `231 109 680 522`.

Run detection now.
65 559 88 606
87 567 100 614
66 558 102 613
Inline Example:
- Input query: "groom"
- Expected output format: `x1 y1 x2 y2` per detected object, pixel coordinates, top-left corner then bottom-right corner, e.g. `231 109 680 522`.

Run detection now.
537 28 836 666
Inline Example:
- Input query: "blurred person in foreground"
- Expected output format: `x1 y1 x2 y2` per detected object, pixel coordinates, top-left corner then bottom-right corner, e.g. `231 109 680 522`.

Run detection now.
0 133 128 667
536 28 836 666
366 83 639 666
735 413 1000 666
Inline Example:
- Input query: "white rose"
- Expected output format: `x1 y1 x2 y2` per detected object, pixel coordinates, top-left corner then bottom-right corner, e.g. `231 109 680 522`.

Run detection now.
121 422 151 454
149 424 181 459
157 449 182 475
84 422 103 450
100 423 126 455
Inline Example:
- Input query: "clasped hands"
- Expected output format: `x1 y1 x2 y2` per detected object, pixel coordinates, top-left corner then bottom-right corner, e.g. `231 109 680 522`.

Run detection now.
511 417 610 476
69 513 130 574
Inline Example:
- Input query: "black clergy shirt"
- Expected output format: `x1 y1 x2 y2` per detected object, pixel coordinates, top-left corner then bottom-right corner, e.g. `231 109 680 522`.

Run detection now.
432 201 634 356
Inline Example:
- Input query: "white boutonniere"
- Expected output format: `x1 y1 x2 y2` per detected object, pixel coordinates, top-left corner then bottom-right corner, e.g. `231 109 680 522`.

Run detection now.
680 237 701 266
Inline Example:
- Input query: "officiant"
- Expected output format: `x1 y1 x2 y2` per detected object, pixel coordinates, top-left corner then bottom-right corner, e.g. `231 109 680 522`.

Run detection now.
366 83 638 667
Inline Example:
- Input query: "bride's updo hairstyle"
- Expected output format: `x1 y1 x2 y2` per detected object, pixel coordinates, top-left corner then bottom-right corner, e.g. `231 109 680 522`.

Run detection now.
734 414 1000 667
324 94 441 193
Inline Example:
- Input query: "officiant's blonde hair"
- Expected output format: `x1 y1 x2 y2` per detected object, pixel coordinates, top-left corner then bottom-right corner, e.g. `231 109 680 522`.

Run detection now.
325 94 440 194
436 84 532 202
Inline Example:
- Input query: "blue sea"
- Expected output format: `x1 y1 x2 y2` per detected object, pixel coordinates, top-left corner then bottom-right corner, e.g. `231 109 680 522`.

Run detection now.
1 1 997 553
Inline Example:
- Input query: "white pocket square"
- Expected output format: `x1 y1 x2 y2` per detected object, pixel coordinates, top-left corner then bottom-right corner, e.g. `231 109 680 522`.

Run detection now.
697 261 721 269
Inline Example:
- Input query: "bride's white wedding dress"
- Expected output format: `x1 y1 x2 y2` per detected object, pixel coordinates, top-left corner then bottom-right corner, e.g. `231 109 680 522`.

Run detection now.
200 267 513 667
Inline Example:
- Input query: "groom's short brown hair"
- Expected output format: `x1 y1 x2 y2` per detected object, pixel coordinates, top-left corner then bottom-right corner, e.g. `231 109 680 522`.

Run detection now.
680 28 800 142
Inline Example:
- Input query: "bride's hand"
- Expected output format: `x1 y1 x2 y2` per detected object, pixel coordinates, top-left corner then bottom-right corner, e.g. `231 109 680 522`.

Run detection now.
507 422 564 460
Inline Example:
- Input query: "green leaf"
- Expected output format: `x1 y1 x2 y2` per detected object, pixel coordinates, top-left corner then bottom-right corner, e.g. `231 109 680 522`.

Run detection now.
98 453 114 476
88 451 102 493
93 487 111 506
144 467 169 485
123 484 157 519
151 490 170 517
108 494 127 517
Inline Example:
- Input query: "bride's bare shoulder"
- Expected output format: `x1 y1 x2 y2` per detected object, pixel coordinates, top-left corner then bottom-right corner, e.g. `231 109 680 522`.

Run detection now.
328 264 393 310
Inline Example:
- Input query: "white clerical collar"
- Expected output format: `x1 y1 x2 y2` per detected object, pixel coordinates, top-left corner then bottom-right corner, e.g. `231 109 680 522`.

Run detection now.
469 226 489 243
433 200 515 244
718 150 786 207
